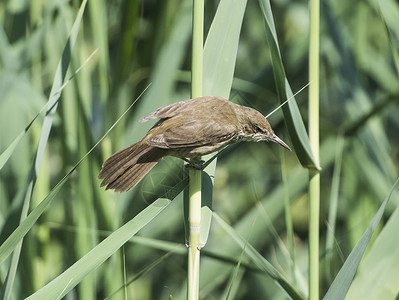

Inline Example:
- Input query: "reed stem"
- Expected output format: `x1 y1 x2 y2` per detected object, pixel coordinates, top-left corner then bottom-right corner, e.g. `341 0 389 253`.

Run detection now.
308 0 320 298
188 0 204 299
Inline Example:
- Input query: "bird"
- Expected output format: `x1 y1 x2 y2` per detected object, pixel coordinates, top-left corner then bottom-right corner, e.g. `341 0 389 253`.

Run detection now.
98 96 291 192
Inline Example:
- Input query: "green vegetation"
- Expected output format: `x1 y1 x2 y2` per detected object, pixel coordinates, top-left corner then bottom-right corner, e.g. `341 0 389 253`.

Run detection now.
0 0 398 299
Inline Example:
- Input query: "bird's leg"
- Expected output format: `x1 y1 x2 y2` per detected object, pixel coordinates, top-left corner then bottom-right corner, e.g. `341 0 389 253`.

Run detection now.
185 241 204 250
183 158 205 170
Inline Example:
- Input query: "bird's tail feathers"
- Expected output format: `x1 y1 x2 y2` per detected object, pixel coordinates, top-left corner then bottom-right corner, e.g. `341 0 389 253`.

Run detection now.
98 142 165 192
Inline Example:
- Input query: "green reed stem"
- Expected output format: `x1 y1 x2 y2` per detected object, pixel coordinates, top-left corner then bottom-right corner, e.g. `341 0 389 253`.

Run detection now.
188 0 204 299
308 0 320 298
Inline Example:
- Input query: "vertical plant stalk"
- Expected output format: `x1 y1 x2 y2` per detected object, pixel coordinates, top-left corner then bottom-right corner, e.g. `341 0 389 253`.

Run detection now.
188 167 201 300
281 150 295 282
325 134 344 279
308 0 320 298
188 0 204 299
191 0 204 98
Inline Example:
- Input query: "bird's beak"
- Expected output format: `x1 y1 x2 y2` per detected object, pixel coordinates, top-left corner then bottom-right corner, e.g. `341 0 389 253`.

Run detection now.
270 134 291 151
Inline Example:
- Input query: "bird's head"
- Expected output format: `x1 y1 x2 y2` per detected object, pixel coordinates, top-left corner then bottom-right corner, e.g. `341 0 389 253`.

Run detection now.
238 106 291 151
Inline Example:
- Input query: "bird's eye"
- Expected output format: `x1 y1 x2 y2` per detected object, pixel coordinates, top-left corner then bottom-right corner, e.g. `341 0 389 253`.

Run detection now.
255 126 263 133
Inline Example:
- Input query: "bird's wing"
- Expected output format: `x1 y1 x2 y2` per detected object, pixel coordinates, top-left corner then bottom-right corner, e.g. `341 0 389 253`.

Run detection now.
141 96 238 150
146 118 237 149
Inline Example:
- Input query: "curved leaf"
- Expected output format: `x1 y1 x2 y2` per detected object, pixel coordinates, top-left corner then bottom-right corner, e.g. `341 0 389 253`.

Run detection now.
258 0 319 170
25 199 171 300
323 177 399 300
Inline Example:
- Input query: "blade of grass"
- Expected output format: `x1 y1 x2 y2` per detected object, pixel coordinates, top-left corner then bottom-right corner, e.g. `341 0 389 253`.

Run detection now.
258 0 319 170
0 85 149 265
325 134 344 280
200 0 248 247
74 100 97 299
214 213 305 300
0 116 38 171
224 254 245 300
105 251 175 300
25 198 171 300
125 0 192 143
203 0 247 98
88 0 109 104
0 49 97 172
376 0 399 77
345 193 399 299
0 1 88 299
323 177 399 300
223 226 251 300
281 148 295 282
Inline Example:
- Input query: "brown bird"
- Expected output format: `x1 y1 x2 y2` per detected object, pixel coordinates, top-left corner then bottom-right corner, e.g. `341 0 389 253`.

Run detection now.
99 96 291 192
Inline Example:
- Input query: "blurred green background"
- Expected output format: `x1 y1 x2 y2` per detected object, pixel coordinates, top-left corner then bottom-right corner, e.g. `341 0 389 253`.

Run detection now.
0 0 398 299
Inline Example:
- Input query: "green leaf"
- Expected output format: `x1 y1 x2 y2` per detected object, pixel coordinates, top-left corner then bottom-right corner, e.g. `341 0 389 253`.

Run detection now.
0 1 89 299
346 202 399 299
214 213 305 300
377 0 399 77
325 134 345 272
323 177 399 300
199 171 213 246
0 117 36 170
199 0 248 247
0 169 70 265
25 198 171 300
203 0 248 98
0 49 96 172
0 83 148 277
125 0 193 143
258 0 319 170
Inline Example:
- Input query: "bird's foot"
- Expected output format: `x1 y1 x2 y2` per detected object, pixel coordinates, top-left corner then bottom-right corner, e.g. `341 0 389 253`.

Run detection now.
185 242 204 250
184 159 205 170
